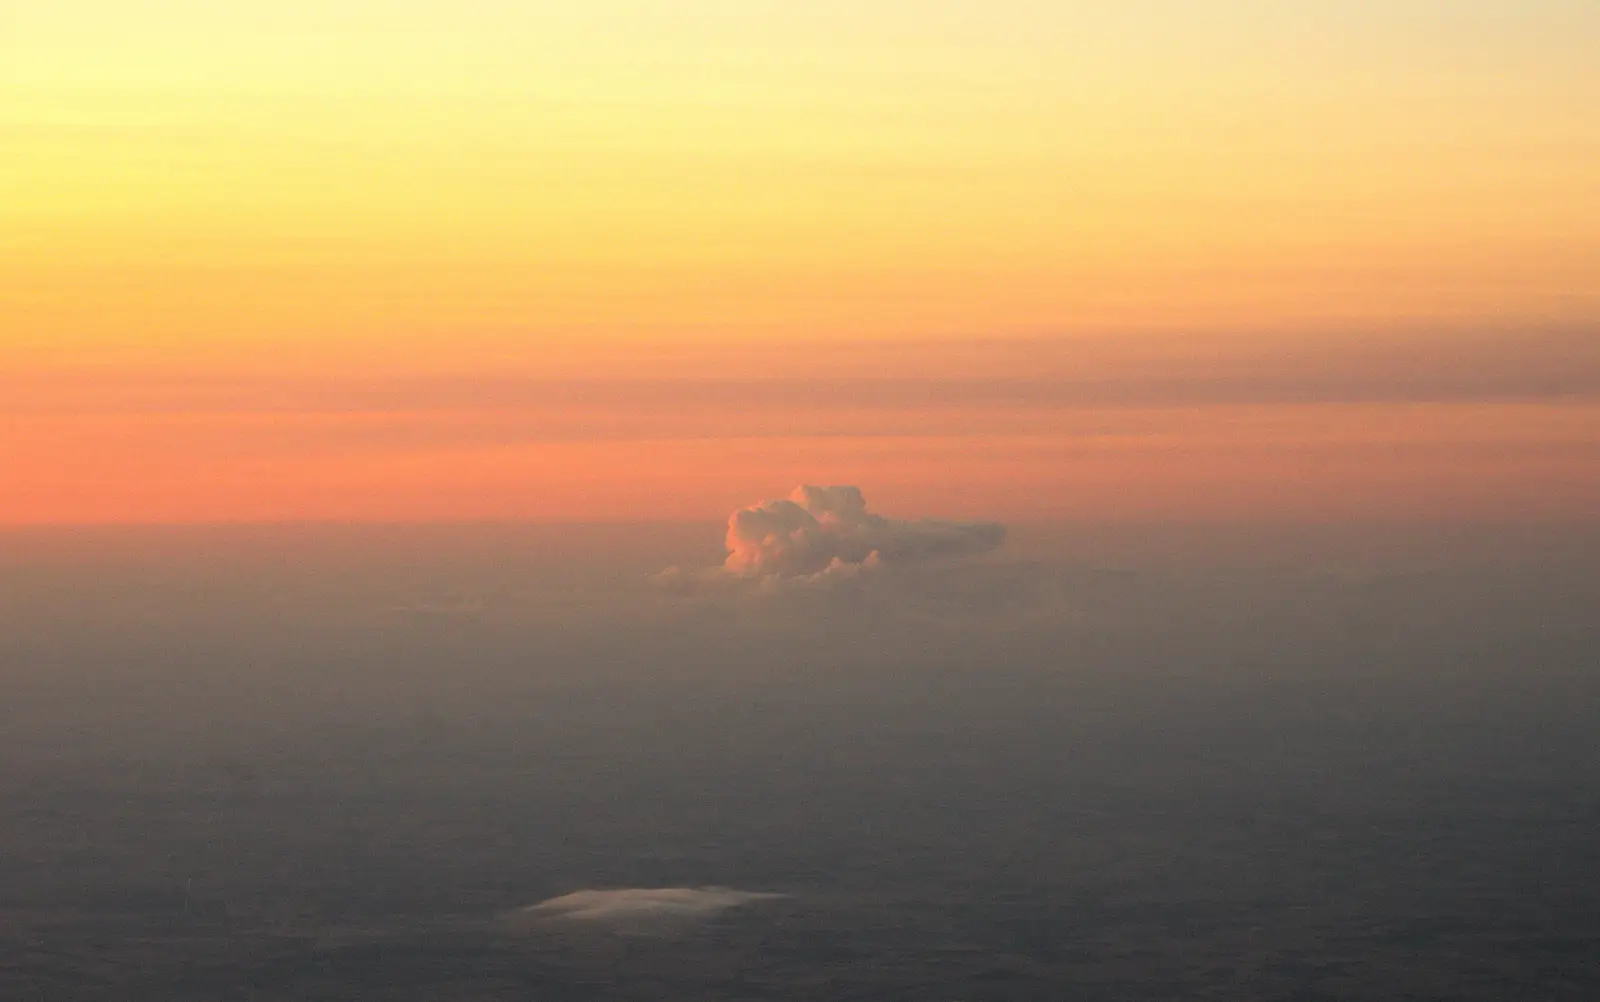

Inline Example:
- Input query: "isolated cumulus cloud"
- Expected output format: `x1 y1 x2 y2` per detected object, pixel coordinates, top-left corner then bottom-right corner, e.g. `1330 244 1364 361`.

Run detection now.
650 486 1070 619
522 887 784 925
718 485 1005 583
653 485 1008 595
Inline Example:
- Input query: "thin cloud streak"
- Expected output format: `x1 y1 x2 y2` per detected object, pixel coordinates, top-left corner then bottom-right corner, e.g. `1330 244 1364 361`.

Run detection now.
6 327 1596 416
521 887 785 925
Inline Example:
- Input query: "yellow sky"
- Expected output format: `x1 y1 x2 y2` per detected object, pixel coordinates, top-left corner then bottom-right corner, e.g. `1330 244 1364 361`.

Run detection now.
2 2 1596 522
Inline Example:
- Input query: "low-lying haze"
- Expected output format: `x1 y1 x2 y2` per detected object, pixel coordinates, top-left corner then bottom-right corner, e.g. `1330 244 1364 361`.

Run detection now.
0 518 1595 999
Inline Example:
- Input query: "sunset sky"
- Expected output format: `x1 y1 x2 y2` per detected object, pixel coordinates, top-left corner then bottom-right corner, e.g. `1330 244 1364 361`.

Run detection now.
4 0 1596 523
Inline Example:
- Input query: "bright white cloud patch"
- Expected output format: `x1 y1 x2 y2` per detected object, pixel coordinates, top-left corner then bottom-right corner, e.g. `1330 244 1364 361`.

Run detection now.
525 887 783 925
719 485 1004 584
654 485 1008 594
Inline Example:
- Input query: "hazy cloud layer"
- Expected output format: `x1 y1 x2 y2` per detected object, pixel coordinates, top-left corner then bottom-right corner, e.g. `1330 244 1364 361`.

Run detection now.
524 887 784 925
690 485 1005 588
11 326 1596 417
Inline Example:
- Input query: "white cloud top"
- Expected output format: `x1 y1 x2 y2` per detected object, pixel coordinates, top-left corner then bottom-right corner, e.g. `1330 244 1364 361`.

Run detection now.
722 485 1005 583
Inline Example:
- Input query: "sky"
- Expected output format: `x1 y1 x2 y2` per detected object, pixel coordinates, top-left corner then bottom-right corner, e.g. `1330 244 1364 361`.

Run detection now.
3 0 1596 523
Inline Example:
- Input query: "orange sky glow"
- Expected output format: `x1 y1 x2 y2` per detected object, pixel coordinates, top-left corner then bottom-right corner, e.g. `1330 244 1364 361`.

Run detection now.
3 2 1596 524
